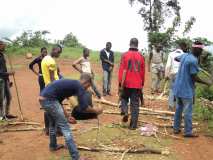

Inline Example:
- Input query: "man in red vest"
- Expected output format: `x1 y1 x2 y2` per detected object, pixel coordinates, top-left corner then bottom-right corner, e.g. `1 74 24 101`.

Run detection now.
118 38 145 129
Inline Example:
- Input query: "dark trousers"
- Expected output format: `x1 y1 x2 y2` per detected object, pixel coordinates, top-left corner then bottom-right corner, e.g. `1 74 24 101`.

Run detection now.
71 91 97 120
120 88 140 128
38 75 45 92
0 79 12 117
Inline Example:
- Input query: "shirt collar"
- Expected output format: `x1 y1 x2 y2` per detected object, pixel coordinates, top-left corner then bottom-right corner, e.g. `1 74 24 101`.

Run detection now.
129 48 138 51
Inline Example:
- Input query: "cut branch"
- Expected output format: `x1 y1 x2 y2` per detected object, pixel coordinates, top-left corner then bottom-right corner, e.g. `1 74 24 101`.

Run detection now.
77 146 163 154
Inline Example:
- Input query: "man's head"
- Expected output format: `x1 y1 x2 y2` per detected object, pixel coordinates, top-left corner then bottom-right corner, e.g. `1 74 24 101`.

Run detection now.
179 42 188 53
192 40 204 57
0 41 6 52
80 73 92 90
129 38 138 49
83 48 90 58
105 42 112 51
41 47 48 57
155 44 162 52
51 45 62 58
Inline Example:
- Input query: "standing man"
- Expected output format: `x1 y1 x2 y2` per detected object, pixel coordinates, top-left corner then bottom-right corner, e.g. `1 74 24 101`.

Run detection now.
41 45 62 134
173 41 212 137
0 40 16 120
118 38 145 130
148 44 164 94
165 42 188 110
29 47 48 92
41 45 62 86
39 73 103 160
100 42 114 96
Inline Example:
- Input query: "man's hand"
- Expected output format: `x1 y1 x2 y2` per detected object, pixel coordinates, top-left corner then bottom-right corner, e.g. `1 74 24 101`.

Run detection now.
68 116 77 124
95 107 103 115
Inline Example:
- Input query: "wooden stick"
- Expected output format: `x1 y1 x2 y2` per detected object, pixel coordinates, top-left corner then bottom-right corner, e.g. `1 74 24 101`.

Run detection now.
0 127 43 133
120 148 131 160
95 98 175 116
77 146 162 154
94 99 118 107
139 120 198 128
6 54 24 121
7 121 41 126
157 131 183 140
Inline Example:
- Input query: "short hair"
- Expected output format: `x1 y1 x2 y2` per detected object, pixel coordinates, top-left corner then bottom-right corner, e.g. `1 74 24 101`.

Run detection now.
106 42 112 46
83 48 89 54
52 44 62 52
80 73 92 84
130 38 138 48
41 47 47 53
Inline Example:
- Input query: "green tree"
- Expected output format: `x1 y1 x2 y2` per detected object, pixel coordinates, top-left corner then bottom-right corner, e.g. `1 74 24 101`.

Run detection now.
63 32 83 48
129 0 181 32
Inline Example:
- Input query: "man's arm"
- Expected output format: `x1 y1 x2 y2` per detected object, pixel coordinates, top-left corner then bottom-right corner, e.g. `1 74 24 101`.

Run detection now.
72 57 83 73
100 51 114 66
148 52 153 72
49 70 55 82
29 58 40 76
192 74 212 86
165 54 172 78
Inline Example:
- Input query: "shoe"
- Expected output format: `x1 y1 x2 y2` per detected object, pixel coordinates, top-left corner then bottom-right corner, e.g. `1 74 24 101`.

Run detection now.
184 133 199 138
50 144 64 151
103 92 107 96
173 130 181 134
122 115 128 123
5 114 17 119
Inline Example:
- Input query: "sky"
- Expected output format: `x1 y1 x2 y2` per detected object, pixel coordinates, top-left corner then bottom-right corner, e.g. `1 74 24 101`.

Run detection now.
0 0 213 52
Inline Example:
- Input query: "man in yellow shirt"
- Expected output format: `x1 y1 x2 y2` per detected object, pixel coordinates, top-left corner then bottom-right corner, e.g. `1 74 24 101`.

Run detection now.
41 45 62 135
42 45 62 86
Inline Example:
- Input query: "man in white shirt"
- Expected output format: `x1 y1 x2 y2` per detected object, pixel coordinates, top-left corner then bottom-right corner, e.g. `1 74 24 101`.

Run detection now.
165 42 188 110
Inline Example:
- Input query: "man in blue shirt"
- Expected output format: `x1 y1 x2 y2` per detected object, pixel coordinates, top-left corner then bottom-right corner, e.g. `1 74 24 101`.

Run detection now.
173 41 212 137
39 73 103 160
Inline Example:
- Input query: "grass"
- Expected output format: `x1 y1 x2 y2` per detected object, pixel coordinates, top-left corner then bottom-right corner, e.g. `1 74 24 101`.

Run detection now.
48 125 177 160
7 47 122 63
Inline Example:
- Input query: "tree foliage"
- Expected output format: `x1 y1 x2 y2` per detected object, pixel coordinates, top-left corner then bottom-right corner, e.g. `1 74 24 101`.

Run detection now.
183 17 196 36
62 32 83 48
129 0 181 32
13 30 50 47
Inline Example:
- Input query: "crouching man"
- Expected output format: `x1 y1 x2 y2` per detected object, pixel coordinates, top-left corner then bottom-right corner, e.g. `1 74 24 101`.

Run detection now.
39 73 103 160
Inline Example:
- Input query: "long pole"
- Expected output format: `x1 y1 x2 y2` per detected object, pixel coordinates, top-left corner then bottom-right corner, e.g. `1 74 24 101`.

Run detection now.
6 54 24 121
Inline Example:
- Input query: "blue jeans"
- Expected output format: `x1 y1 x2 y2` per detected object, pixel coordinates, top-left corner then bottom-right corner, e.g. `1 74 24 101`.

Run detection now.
173 97 193 135
103 70 112 93
39 99 79 160
168 75 176 110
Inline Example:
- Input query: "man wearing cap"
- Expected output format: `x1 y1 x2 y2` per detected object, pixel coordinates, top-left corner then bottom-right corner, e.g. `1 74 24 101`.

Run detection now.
118 38 145 130
173 41 212 137
0 41 16 120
